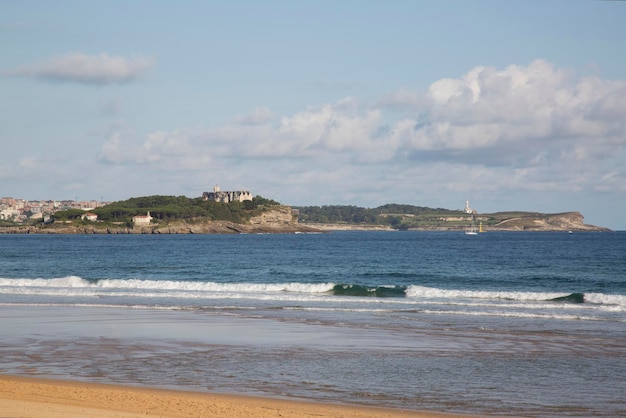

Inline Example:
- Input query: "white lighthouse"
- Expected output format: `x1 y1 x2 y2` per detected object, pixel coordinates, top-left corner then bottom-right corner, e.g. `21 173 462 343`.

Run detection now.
464 200 473 214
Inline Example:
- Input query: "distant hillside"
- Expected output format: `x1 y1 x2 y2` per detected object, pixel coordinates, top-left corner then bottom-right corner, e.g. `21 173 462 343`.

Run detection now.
295 205 610 232
483 211 609 231
0 195 321 234
57 195 281 224
0 198 610 234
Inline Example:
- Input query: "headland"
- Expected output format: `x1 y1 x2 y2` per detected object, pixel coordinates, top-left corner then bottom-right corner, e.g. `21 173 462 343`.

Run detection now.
0 194 610 233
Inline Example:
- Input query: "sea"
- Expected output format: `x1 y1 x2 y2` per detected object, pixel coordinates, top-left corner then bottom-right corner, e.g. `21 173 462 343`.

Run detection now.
1 231 625 417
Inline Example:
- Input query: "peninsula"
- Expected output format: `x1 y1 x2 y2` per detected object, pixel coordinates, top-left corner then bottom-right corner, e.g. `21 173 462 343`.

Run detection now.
0 194 610 234
302 210 609 232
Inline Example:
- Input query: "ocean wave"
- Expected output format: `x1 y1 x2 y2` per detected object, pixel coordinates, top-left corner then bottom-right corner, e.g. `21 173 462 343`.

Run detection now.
0 277 335 293
1 277 625 309
405 286 626 308
331 284 407 297
0 276 89 288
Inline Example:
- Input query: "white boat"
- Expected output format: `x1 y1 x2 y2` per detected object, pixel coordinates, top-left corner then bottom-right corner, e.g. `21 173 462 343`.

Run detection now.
465 216 478 235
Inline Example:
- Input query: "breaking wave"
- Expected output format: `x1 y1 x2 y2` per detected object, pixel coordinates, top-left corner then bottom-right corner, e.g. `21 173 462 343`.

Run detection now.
331 284 407 297
0 277 624 311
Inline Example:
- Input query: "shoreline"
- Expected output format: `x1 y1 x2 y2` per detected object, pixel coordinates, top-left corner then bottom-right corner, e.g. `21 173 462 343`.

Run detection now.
0 223 612 234
0 374 473 418
300 223 611 232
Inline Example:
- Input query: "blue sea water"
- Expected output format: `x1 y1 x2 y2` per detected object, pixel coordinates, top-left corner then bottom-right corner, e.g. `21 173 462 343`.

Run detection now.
1 231 625 417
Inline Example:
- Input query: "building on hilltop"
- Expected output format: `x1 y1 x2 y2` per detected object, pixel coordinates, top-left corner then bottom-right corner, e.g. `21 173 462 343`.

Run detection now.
81 212 98 222
132 211 152 225
202 185 252 203
464 200 477 214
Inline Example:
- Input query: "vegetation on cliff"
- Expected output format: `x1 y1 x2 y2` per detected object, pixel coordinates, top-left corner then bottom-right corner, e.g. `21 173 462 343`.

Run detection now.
295 205 608 231
295 204 458 230
52 195 281 226
0 196 608 233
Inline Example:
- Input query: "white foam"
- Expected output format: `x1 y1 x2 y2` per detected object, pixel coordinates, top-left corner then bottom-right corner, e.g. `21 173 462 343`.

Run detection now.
405 285 626 308
2 278 624 314
406 285 569 301
585 292 626 308
0 277 336 294
97 279 337 294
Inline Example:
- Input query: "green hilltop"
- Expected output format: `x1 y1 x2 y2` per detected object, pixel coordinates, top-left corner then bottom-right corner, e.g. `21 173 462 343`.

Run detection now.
1 195 608 233
51 195 281 226
293 205 609 232
294 204 460 230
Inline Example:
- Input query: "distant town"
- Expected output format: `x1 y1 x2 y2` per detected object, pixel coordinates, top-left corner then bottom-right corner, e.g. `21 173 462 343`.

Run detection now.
0 185 250 224
0 197 111 223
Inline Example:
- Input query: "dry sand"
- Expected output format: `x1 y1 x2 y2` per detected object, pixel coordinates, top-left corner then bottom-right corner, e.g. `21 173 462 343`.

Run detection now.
0 375 472 418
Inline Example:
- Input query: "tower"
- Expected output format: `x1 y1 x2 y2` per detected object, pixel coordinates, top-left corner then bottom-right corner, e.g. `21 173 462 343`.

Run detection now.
464 200 472 214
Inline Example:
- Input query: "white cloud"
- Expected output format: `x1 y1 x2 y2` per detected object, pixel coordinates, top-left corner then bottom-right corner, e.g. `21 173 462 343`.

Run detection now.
95 60 626 203
5 53 154 85
18 155 45 169
99 99 387 164
377 88 423 109
99 130 194 166
6 154 70 183
397 60 626 173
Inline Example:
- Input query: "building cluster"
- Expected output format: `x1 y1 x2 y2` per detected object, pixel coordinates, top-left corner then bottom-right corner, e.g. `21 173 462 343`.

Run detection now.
464 200 477 215
202 185 252 203
0 197 108 223
2 186 252 225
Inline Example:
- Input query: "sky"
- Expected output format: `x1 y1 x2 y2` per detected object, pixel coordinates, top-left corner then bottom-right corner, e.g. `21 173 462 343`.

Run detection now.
1 1 625 229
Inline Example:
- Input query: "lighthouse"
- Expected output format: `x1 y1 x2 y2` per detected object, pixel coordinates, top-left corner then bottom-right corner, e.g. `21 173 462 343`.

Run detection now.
464 200 472 214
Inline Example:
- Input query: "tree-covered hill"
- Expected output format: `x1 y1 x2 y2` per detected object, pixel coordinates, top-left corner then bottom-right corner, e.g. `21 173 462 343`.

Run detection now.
294 204 461 230
294 204 608 231
53 195 281 224
13 198 607 233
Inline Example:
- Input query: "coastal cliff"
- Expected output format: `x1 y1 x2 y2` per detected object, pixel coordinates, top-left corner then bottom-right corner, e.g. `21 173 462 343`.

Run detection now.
487 211 609 232
303 211 610 232
0 206 321 234
0 208 610 234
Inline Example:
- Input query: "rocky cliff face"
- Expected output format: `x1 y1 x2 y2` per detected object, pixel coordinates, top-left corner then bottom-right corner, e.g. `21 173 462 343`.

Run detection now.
0 208 610 234
490 212 609 231
248 206 294 226
0 207 321 234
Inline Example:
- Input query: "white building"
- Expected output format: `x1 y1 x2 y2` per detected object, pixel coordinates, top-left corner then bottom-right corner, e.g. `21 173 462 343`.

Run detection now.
82 212 98 221
464 200 477 214
0 208 20 220
132 211 153 225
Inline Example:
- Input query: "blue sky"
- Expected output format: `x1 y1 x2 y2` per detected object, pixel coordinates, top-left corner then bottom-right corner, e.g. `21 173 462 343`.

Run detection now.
1 1 625 229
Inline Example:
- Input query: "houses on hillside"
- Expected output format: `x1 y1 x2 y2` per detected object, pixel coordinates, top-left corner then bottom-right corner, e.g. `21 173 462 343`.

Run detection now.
2 187 250 226
0 197 107 222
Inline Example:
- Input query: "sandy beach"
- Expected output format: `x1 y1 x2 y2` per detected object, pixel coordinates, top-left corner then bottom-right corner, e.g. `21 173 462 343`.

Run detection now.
0 375 472 418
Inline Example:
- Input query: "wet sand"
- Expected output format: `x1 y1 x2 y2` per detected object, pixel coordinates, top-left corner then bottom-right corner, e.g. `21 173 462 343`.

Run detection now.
0 375 471 418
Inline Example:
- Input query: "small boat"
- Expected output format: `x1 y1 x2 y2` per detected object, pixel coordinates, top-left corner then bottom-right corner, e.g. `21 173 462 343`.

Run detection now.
465 215 478 235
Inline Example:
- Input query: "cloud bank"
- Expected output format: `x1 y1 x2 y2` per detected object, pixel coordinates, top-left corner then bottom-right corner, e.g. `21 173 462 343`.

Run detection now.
97 59 626 202
5 53 154 84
